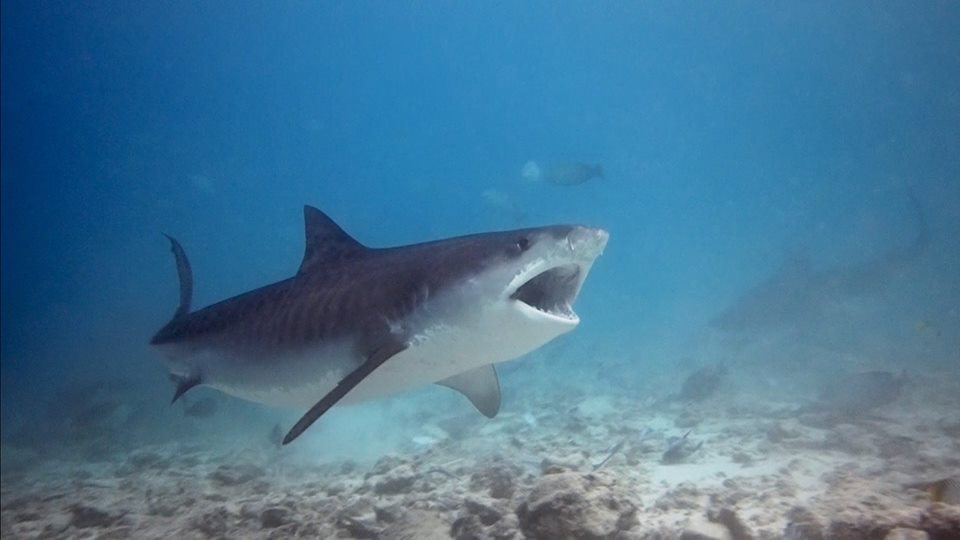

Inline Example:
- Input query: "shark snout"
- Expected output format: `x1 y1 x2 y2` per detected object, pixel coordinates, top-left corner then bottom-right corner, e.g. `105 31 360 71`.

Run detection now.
566 227 609 258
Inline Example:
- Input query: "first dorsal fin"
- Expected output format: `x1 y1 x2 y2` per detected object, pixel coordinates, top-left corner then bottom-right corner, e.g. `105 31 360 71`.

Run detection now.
298 206 366 275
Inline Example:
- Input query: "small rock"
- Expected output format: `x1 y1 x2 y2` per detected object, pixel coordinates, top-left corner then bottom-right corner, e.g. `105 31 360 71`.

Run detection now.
265 524 299 539
821 426 872 455
782 506 823 540
69 504 119 529
97 526 134 539
680 518 728 540
147 500 178 518
564 416 588 433
337 514 381 539
43 513 71 535
464 497 504 526
730 451 754 466
388 510 464 540
655 483 703 511
337 498 381 539
297 522 324 537
517 472 637 539
709 507 753 540
373 464 418 495
239 502 262 520
453 498 519 540
765 422 799 443
470 463 523 499
369 454 405 476
875 435 919 460
192 507 230 536
884 528 929 540
675 411 703 428
126 451 166 470
375 503 406 523
260 506 291 529
938 418 960 437
540 454 586 474
208 463 264 486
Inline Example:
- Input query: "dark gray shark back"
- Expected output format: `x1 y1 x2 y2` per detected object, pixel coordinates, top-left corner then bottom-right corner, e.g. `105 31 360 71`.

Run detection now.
152 206 373 345
152 206 574 352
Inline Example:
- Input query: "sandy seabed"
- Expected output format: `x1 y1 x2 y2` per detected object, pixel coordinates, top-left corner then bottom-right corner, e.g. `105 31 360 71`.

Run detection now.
2 367 959 540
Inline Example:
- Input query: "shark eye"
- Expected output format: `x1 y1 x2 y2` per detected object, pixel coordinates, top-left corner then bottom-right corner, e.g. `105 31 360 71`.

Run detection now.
516 236 530 252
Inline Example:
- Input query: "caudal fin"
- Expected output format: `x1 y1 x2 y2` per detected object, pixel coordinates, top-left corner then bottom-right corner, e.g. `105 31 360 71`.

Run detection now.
162 234 193 321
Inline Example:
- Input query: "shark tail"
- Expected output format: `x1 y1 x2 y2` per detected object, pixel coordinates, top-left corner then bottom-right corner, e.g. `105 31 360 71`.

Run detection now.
162 234 193 321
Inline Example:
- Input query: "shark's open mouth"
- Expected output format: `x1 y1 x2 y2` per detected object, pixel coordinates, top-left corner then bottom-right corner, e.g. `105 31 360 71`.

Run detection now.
511 264 582 320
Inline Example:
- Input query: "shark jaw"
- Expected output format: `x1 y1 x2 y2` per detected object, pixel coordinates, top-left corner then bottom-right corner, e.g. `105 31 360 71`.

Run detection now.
506 226 609 326
511 263 583 322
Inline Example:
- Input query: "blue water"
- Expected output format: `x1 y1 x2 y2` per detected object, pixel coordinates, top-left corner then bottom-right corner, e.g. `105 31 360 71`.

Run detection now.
2 1 959 534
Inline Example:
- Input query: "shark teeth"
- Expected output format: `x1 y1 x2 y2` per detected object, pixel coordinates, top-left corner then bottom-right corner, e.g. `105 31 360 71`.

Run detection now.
510 264 582 320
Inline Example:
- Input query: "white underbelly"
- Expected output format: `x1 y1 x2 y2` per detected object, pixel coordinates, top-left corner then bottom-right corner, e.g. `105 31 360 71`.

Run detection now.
171 303 574 410
347 304 574 403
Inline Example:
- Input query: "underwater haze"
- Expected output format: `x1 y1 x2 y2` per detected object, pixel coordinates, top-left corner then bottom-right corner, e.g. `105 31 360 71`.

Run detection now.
3 1 960 538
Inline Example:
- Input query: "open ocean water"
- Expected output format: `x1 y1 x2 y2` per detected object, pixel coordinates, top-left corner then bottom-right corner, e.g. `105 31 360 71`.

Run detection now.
2 2 959 538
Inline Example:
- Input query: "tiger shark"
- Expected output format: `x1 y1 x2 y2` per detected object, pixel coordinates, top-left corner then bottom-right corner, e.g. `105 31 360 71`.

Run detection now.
151 206 608 444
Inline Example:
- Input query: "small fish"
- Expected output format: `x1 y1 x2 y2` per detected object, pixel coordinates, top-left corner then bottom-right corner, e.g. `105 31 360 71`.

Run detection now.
593 437 627 471
182 397 218 418
662 430 703 464
522 161 604 186
591 426 654 470
928 477 960 504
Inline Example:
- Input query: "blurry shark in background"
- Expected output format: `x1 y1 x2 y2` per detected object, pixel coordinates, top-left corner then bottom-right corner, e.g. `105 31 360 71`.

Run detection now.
711 193 929 333
151 206 608 444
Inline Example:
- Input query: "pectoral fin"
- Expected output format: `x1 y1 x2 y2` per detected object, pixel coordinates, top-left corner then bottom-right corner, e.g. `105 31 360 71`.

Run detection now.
437 365 501 418
170 373 202 404
283 339 409 445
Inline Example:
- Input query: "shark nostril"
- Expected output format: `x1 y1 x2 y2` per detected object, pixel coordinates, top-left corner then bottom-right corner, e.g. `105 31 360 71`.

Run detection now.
566 227 609 256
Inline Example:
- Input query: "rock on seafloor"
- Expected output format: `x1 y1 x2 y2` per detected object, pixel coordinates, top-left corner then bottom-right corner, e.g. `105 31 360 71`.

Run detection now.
516 471 638 539
3 375 960 539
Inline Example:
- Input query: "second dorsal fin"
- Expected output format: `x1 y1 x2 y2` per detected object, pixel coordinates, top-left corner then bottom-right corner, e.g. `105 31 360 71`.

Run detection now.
298 206 367 275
